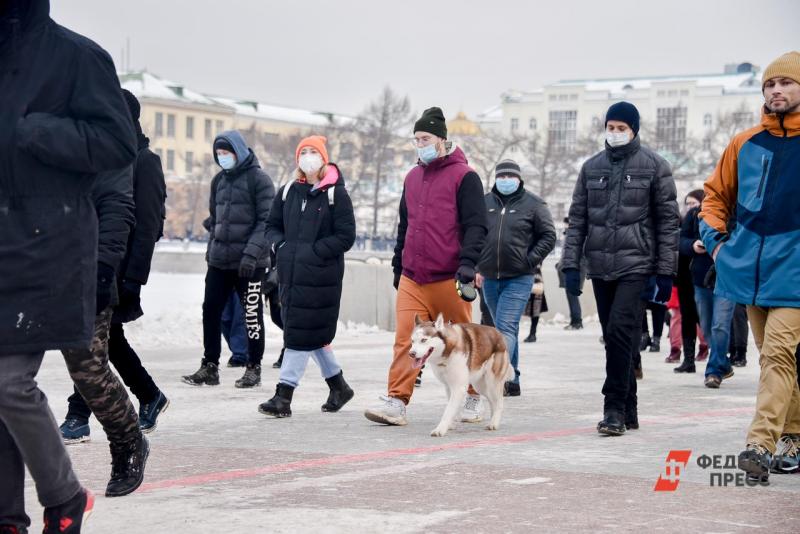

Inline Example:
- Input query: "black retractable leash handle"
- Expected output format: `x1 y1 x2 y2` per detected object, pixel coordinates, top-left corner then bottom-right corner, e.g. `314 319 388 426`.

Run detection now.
455 280 477 302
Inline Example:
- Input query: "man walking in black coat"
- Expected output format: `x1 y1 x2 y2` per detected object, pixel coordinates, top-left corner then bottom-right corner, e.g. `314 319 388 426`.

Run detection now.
562 102 679 435
0 0 137 530
61 89 169 443
183 130 275 389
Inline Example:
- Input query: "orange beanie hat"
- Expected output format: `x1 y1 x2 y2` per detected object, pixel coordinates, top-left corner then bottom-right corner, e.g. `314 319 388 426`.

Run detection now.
295 135 329 165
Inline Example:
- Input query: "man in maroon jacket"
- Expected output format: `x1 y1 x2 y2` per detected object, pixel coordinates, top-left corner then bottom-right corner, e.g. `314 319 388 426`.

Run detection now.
364 107 488 427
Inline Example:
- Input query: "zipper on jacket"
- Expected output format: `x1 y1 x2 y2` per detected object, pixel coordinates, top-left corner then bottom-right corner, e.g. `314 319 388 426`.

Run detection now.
752 123 788 305
756 155 768 198
496 206 506 278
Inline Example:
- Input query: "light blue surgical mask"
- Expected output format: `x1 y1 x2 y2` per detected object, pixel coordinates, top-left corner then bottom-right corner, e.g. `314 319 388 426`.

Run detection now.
417 144 439 164
218 153 236 170
495 177 520 195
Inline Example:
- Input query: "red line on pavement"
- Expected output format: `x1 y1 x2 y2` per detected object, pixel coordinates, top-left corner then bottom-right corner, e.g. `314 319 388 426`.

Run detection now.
139 406 752 492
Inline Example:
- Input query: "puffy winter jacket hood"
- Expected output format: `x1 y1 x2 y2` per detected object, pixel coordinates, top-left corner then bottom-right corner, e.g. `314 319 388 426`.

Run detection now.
213 130 254 173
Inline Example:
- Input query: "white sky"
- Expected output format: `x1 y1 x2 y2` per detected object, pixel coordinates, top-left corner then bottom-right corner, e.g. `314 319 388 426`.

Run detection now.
52 0 798 118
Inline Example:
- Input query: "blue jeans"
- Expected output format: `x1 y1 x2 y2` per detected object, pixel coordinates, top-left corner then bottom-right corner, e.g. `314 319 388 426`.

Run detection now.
481 275 534 384
279 347 342 388
221 290 249 362
694 286 735 378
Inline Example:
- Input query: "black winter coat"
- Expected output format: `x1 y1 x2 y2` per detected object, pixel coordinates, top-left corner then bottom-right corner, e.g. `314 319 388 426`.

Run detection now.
561 137 680 281
207 135 275 270
266 165 356 351
93 166 135 307
679 206 714 288
478 184 556 279
0 0 137 355
113 131 167 323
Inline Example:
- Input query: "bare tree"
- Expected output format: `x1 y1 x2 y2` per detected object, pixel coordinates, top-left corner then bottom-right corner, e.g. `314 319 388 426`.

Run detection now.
353 87 412 237
459 131 525 191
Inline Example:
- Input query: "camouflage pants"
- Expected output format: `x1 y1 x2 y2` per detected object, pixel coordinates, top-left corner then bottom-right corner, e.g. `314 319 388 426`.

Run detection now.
62 308 141 444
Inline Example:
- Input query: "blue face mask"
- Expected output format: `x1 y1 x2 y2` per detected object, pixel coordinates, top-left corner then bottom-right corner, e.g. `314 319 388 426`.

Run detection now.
218 153 236 170
496 177 520 195
417 144 439 164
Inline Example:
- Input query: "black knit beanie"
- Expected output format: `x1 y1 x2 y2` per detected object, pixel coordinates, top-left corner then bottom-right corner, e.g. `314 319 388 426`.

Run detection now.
214 138 235 153
121 89 141 121
495 159 522 179
605 101 640 135
414 107 447 139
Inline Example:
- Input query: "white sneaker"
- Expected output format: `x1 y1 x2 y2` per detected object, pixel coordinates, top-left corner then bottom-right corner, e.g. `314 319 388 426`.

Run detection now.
461 394 483 423
364 395 407 426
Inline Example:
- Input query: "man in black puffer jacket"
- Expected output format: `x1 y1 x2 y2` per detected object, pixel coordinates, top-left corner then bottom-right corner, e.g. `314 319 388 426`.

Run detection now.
183 130 275 389
562 102 679 436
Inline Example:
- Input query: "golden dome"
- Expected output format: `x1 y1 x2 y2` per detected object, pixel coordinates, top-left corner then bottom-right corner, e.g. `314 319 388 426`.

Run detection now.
447 111 480 137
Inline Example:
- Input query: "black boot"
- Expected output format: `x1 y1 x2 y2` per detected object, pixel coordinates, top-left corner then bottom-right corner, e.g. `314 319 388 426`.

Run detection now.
597 410 626 436
648 336 661 353
106 435 150 497
321 371 354 412
258 383 294 418
732 347 748 367
524 317 539 343
272 347 285 369
181 360 219 386
235 364 261 388
625 409 639 430
674 337 696 373
638 333 651 352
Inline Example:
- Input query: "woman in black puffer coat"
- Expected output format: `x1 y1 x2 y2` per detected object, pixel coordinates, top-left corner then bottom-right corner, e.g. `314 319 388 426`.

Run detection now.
259 136 356 418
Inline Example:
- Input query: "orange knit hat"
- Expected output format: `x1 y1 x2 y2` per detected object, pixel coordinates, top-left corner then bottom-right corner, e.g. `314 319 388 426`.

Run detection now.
295 135 329 165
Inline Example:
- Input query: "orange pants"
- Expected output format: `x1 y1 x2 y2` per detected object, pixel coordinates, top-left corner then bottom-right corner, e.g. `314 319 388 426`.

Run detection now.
388 275 473 404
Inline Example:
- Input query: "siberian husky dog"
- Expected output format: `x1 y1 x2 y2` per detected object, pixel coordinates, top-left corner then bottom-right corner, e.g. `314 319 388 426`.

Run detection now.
409 314 513 437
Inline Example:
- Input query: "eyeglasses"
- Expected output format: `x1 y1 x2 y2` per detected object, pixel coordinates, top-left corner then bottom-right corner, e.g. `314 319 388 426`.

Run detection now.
411 135 436 148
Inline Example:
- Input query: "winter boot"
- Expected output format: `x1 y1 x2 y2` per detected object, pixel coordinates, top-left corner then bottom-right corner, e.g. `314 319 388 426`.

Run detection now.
732 347 748 367
504 381 521 397
648 336 661 353
272 347 285 369
106 435 150 497
597 410 626 436
138 390 170 434
258 383 294 418
43 488 94 534
235 364 262 388
524 317 539 343
181 360 219 386
665 346 681 363
638 333 651 352
625 409 639 430
696 343 709 362
674 338 696 373
321 371 354 412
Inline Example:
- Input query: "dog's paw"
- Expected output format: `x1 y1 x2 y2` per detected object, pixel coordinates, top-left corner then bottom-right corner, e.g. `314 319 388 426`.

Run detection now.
486 423 499 431
430 427 448 437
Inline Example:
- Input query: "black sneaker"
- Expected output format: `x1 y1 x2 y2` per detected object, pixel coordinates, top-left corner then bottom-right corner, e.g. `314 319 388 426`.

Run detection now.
503 381 521 397
597 410 626 436
0 526 28 534
523 333 537 343
227 356 248 368
59 418 90 445
771 434 800 474
235 364 262 389
139 391 170 434
738 443 773 484
182 361 219 386
258 384 294 418
106 435 150 497
564 322 583 331
43 488 94 534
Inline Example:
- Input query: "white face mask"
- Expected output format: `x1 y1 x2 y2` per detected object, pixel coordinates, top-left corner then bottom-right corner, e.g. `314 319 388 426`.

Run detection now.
299 153 324 175
605 131 632 147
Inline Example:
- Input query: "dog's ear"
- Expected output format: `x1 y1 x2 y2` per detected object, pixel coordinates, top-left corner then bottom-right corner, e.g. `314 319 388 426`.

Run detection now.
414 314 422 326
434 313 445 332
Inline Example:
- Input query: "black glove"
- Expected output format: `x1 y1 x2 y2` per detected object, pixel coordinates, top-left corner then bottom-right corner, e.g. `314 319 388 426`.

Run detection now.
455 264 475 284
393 272 401 290
655 275 673 303
703 265 717 290
563 268 582 296
96 262 115 314
238 254 257 279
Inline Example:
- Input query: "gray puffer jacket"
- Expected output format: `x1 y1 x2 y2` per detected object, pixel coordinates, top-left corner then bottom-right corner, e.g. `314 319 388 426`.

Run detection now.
561 136 679 280
206 130 275 270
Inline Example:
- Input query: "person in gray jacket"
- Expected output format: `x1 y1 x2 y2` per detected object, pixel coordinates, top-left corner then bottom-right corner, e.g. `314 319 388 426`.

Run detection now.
561 102 679 436
183 130 275 389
